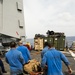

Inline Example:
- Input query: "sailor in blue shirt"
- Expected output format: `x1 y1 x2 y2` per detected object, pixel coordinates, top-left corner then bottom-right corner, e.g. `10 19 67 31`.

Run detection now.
41 43 72 75
5 41 25 75
41 42 49 75
17 40 31 63
41 42 49 58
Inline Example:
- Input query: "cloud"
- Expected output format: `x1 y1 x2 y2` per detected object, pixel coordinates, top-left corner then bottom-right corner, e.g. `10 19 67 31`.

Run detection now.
23 0 75 38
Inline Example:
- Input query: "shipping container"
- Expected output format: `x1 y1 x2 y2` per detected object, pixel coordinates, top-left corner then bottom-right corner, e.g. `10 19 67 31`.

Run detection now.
34 37 44 51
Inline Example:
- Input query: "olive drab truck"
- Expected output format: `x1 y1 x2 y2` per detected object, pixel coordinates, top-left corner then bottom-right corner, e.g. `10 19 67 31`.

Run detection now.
34 30 65 51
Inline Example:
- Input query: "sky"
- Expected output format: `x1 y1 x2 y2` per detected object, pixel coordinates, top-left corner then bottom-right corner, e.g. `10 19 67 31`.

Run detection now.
23 0 75 39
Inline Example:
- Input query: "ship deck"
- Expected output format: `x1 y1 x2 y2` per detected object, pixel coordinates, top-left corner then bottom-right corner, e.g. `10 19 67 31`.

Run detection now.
1 50 75 75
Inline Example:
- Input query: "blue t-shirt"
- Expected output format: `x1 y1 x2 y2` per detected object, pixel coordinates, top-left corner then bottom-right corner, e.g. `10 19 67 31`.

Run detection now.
41 46 49 58
5 48 25 74
41 48 70 75
17 45 31 63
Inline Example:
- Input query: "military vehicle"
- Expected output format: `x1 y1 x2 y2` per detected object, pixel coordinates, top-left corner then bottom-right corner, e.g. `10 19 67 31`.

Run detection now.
34 30 65 51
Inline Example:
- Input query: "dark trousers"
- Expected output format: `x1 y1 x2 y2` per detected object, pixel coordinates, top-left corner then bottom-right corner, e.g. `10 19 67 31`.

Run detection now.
0 70 3 75
17 73 23 75
0 59 6 73
43 67 47 75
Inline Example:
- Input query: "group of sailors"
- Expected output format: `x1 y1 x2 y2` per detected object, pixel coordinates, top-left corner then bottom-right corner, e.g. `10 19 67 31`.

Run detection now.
0 41 73 75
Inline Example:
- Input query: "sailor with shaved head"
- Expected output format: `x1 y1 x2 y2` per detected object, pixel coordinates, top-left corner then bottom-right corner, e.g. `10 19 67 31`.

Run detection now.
17 40 31 63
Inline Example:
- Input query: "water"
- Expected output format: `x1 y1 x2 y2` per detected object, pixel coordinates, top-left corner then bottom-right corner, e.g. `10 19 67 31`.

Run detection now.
26 36 75 48
66 36 75 47
26 38 34 47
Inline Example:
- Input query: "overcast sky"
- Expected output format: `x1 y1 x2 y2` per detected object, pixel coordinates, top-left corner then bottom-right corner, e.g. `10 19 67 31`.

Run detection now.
23 0 75 39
